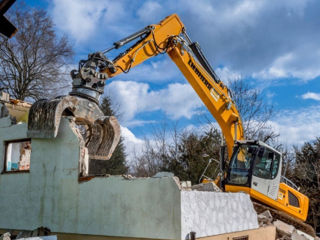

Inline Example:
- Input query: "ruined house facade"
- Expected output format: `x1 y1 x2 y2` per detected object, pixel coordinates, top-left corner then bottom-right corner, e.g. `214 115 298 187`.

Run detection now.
0 93 275 240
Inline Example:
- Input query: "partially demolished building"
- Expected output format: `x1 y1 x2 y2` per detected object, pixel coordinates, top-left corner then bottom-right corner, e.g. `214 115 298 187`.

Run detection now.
0 91 276 239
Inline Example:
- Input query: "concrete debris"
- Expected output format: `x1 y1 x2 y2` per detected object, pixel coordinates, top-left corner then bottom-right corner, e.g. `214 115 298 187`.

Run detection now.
180 181 192 190
122 174 134 180
16 227 51 239
274 220 295 236
191 182 221 192
277 235 293 240
0 232 11 240
255 208 316 240
16 237 56 240
296 230 316 240
258 210 273 227
273 220 316 240
0 91 10 102
291 231 309 240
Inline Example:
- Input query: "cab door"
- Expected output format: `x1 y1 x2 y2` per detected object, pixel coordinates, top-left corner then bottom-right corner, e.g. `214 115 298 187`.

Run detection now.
251 147 282 200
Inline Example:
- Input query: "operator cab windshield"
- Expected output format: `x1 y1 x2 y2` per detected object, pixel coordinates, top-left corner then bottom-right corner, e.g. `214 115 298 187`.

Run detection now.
227 144 258 185
227 143 281 186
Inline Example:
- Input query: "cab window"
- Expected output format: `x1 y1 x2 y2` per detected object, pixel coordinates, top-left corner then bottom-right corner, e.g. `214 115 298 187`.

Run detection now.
228 145 258 185
253 147 280 179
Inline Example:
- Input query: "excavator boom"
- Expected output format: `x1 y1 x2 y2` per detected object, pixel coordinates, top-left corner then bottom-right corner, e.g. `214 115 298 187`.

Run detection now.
70 14 244 157
110 14 245 156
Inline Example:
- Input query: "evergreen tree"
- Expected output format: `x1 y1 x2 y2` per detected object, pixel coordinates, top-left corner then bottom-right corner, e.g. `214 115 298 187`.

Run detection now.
89 96 128 175
161 128 222 184
289 138 320 232
133 126 222 184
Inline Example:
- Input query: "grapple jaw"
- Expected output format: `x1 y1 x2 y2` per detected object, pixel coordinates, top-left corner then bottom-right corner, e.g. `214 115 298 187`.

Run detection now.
27 95 121 161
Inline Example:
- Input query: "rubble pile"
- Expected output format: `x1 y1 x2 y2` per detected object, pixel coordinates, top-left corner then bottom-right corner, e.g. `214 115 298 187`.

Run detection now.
0 227 53 240
258 210 319 240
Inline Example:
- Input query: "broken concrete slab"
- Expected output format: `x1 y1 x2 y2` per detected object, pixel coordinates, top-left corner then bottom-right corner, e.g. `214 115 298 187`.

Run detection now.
191 182 221 192
258 210 273 221
0 232 10 240
258 210 273 227
296 230 315 240
291 231 309 240
16 237 56 240
180 181 192 190
274 219 295 236
0 92 10 102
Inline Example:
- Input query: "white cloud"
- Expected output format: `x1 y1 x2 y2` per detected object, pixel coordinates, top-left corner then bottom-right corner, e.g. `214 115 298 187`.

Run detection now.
51 0 125 43
120 126 145 166
137 1 164 23
105 81 203 124
269 105 320 146
125 119 157 128
51 0 320 81
117 57 181 83
177 0 320 81
215 67 242 85
253 51 320 81
301 92 320 101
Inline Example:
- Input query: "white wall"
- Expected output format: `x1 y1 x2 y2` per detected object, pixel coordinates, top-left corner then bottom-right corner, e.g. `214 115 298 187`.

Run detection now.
181 191 258 239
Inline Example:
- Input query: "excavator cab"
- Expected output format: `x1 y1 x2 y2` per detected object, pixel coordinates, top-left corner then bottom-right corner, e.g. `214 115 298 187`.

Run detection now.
225 140 309 222
226 140 282 201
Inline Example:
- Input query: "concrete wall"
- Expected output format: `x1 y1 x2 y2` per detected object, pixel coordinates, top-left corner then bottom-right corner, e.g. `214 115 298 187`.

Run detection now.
0 118 181 239
0 117 258 240
181 191 258 239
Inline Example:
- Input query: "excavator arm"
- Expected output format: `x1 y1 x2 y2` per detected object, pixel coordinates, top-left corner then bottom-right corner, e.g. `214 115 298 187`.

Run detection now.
71 14 244 157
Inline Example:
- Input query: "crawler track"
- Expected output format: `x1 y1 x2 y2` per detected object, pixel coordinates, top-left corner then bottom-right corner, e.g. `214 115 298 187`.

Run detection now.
252 201 315 237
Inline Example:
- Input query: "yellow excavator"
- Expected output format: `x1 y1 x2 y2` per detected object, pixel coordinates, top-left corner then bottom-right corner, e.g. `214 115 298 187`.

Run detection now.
44 14 312 234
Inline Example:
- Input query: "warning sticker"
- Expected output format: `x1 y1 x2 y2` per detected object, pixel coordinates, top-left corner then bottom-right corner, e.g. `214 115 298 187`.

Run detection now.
210 88 219 101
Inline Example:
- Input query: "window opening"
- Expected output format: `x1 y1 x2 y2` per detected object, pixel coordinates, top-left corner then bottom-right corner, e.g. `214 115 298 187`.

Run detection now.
4 139 31 172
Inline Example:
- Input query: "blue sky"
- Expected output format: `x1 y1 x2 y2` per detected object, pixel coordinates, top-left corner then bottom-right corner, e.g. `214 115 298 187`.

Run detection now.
25 0 320 162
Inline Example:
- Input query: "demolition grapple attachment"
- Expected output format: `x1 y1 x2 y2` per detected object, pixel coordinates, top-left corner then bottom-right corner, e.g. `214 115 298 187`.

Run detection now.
27 50 121 161
27 95 120 160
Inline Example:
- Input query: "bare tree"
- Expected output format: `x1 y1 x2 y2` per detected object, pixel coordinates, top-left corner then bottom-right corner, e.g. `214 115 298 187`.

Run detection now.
132 123 172 177
132 79 279 178
0 6 73 101
131 122 222 184
198 79 278 144
229 79 278 143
